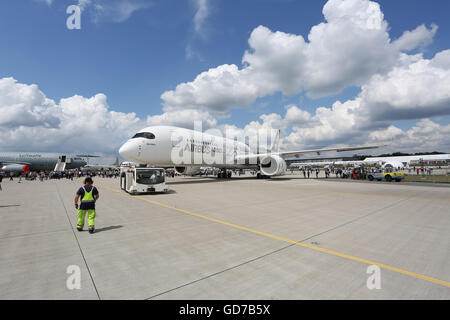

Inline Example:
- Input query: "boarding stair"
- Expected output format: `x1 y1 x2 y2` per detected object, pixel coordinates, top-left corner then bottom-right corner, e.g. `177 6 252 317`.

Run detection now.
54 155 69 171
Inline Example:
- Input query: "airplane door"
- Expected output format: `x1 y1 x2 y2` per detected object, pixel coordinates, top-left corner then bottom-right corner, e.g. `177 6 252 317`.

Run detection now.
137 144 142 159
120 173 126 190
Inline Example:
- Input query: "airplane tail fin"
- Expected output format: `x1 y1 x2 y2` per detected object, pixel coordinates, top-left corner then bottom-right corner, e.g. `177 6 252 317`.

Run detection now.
113 157 119 166
270 130 280 154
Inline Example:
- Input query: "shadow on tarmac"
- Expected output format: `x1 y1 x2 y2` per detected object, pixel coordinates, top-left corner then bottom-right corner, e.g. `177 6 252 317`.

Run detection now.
0 205 20 208
166 178 224 185
94 225 123 233
166 176 298 185
129 189 178 195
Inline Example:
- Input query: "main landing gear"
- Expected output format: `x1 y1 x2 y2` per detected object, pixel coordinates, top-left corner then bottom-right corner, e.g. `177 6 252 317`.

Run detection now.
256 171 271 179
217 169 232 179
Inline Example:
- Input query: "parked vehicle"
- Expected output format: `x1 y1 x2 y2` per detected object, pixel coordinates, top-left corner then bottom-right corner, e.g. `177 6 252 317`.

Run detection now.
368 170 405 182
120 166 169 194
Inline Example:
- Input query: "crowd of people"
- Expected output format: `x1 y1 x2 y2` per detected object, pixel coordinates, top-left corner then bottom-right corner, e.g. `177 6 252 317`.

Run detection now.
0 165 445 187
295 166 382 180
410 166 435 175
0 169 120 183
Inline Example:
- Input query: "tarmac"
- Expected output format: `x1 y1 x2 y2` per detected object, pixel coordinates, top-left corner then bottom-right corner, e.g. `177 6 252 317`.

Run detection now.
0 173 449 300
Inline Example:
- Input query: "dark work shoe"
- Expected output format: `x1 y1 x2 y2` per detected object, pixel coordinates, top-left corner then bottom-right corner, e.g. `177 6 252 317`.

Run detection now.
77 227 83 232
88 228 95 234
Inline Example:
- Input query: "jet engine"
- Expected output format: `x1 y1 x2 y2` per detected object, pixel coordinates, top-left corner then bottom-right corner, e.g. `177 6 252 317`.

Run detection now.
2 164 30 174
260 155 287 176
174 166 202 176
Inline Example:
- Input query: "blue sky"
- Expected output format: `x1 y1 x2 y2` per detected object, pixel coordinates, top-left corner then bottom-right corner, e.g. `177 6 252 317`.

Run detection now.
0 0 449 155
0 0 324 120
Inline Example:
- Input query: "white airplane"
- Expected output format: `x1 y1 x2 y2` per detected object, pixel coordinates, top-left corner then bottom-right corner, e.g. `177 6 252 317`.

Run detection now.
118 126 380 179
290 154 450 170
83 157 120 171
363 154 450 169
0 152 88 173
290 160 365 168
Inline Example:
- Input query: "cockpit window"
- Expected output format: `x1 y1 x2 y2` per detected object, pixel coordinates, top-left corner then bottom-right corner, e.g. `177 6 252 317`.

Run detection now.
132 132 155 139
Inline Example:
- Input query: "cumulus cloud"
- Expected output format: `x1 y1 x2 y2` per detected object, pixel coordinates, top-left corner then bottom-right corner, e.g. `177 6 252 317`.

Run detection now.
238 106 450 154
0 78 60 129
161 64 258 114
359 50 450 121
262 49 450 150
216 105 313 153
1 75 448 156
163 0 438 113
284 105 312 127
12 0 450 155
148 0 450 153
146 108 217 130
369 125 406 142
368 120 450 153
0 78 222 154
393 24 438 52
279 101 364 149
0 78 144 153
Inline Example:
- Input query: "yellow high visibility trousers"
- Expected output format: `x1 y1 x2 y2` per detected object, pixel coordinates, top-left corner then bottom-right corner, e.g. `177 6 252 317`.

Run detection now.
77 209 96 228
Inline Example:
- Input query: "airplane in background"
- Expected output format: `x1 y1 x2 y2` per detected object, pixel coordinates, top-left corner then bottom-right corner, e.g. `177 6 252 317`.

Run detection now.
118 125 380 179
83 157 120 171
0 153 89 174
363 154 450 169
290 154 450 170
290 160 365 168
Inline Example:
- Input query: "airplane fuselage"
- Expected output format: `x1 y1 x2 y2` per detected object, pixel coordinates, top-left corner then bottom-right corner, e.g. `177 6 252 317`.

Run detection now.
119 126 256 169
119 125 381 177
0 153 87 172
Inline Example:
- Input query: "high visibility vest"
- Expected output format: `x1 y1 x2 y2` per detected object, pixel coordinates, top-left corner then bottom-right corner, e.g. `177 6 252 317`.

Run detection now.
81 186 95 203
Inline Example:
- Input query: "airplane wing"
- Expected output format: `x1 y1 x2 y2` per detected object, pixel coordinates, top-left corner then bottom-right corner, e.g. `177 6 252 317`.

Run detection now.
235 145 380 162
289 161 335 167
278 145 380 158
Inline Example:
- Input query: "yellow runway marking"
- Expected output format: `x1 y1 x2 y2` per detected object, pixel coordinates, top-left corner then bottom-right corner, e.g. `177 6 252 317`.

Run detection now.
102 185 450 288
248 183 450 202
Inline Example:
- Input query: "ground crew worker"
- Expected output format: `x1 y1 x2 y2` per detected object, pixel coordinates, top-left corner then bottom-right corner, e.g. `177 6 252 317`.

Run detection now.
74 177 99 234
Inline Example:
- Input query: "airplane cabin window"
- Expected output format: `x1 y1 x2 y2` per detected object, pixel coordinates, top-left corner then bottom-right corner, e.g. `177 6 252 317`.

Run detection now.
132 132 155 139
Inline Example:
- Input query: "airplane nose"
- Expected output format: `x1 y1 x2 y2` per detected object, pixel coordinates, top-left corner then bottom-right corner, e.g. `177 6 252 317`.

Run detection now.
119 141 137 161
